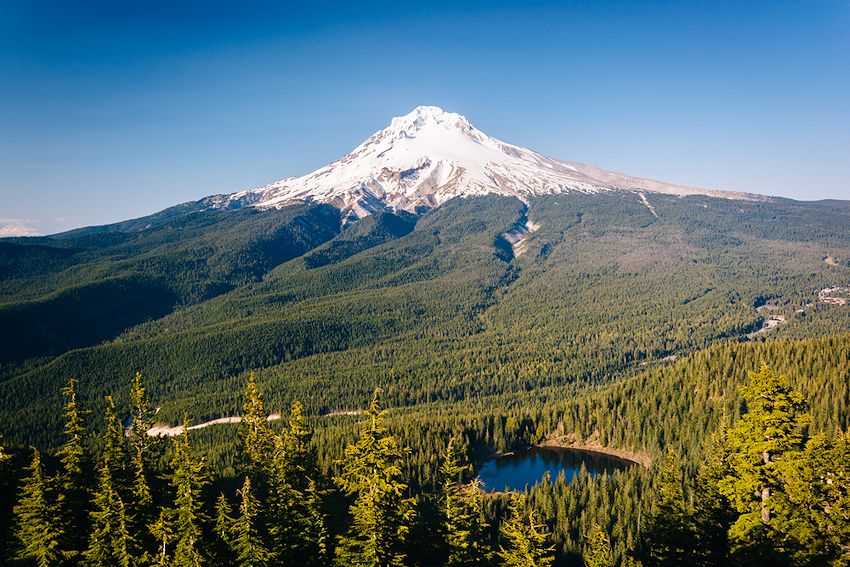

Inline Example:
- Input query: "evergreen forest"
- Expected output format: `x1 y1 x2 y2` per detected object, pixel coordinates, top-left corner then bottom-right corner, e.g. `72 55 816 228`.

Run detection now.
1 193 849 565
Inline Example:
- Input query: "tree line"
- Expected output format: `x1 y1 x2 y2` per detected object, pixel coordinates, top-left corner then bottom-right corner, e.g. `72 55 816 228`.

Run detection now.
3 362 849 566
3 374 559 566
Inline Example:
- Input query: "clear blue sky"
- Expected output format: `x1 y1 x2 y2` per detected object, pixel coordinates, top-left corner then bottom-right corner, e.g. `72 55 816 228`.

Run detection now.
1 0 848 235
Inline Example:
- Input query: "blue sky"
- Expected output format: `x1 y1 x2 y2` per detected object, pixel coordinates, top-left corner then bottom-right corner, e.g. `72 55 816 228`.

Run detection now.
1 0 848 234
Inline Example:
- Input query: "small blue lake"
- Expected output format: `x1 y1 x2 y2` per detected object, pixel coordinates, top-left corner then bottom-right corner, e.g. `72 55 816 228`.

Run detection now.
478 447 635 491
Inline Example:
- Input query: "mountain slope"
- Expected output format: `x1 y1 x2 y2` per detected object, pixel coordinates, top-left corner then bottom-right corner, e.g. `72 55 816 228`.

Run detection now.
203 106 766 219
0 204 342 363
2 192 849 448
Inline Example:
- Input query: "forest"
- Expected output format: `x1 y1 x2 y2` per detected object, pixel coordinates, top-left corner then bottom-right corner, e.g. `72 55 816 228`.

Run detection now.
2 194 850 449
1 339 848 565
1 194 849 565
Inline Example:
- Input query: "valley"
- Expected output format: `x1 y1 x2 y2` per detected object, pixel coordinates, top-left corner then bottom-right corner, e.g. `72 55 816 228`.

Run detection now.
2 107 849 566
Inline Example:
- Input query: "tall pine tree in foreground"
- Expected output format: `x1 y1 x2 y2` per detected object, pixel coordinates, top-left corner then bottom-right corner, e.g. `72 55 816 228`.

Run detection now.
169 421 208 567
717 364 809 561
334 388 416 567
775 431 850 565
12 447 64 567
277 400 328 565
638 449 697 565
231 476 274 567
149 508 175 567
237 375 327 565
497 494 555 567
690 424 735 566
128 373 162 562
584 524 612 567
57 377 89 560
83 454 135 567
439 436 491 566
103 396 131 495
214 492 235 562
128 373 160 514
238 372 278 481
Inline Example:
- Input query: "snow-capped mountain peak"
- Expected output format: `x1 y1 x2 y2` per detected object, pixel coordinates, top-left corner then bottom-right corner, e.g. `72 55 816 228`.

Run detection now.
215 106 762 218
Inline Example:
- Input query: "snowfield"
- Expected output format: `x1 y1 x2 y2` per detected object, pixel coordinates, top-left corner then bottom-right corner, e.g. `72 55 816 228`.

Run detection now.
203 106 768 219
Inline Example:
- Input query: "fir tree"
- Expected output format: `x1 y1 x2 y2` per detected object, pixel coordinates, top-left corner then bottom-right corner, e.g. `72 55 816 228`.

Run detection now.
282 400 319 486
83 455 135 567
103 395 131 496
272 400 328 564
169 421 207 567
12 447 64 567
777 432 850 565
215 492 235 551
691 424 735 566
439 436 491 566
57 377 89 559
128 372 160 513
149 508 175 567
638 449 697 565
334 388 417 567
232 476 274 567
58 377 86 491
718 365 809 556
237 372 277 480
584 524 612 567
303 478 329 565
127 373 162 563
497 495 555 567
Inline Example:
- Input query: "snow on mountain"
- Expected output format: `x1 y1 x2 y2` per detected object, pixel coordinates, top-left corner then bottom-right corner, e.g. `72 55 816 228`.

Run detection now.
205 106 765 218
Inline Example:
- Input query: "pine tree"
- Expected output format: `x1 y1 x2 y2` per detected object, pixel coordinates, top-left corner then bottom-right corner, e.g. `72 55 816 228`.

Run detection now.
57 377 89 559
13 447 64 567
497 495 555 567
58 377 86 491
83 455 135 567
691 425 735 566
232 477 274 567
215 492 235 551
638 449 697 565
334 388 417 567
439 436 491 566
718 365 809 554
238 372 277 480
126 373 161 562
149 508 175 567
169 421 207 567
270 400 328 565
777 432 850 565
584 524 612 567
103 395 131 495
303 478 329 565
128 372 160 512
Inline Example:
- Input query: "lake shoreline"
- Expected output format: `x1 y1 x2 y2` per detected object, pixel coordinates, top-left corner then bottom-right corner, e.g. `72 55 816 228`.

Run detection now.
539 437 652 468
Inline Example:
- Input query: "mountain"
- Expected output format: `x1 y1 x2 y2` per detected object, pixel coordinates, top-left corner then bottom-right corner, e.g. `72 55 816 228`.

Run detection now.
202 105 766 219
1 107 849 450
2 108 849 567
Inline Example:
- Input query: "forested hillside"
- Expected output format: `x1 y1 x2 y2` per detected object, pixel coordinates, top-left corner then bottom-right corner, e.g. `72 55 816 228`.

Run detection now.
1 192 849 565
1 334 847 566
0 204 341 365
1 193 848 447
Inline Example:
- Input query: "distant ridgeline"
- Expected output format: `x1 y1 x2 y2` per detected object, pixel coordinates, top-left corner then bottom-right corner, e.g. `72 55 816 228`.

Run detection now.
1 191 850 565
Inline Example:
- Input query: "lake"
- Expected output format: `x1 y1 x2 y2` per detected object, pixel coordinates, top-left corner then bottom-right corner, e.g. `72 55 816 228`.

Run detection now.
478 447 635 491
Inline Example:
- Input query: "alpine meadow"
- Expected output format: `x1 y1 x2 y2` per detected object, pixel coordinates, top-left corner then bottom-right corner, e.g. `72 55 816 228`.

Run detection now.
2 3 850 566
